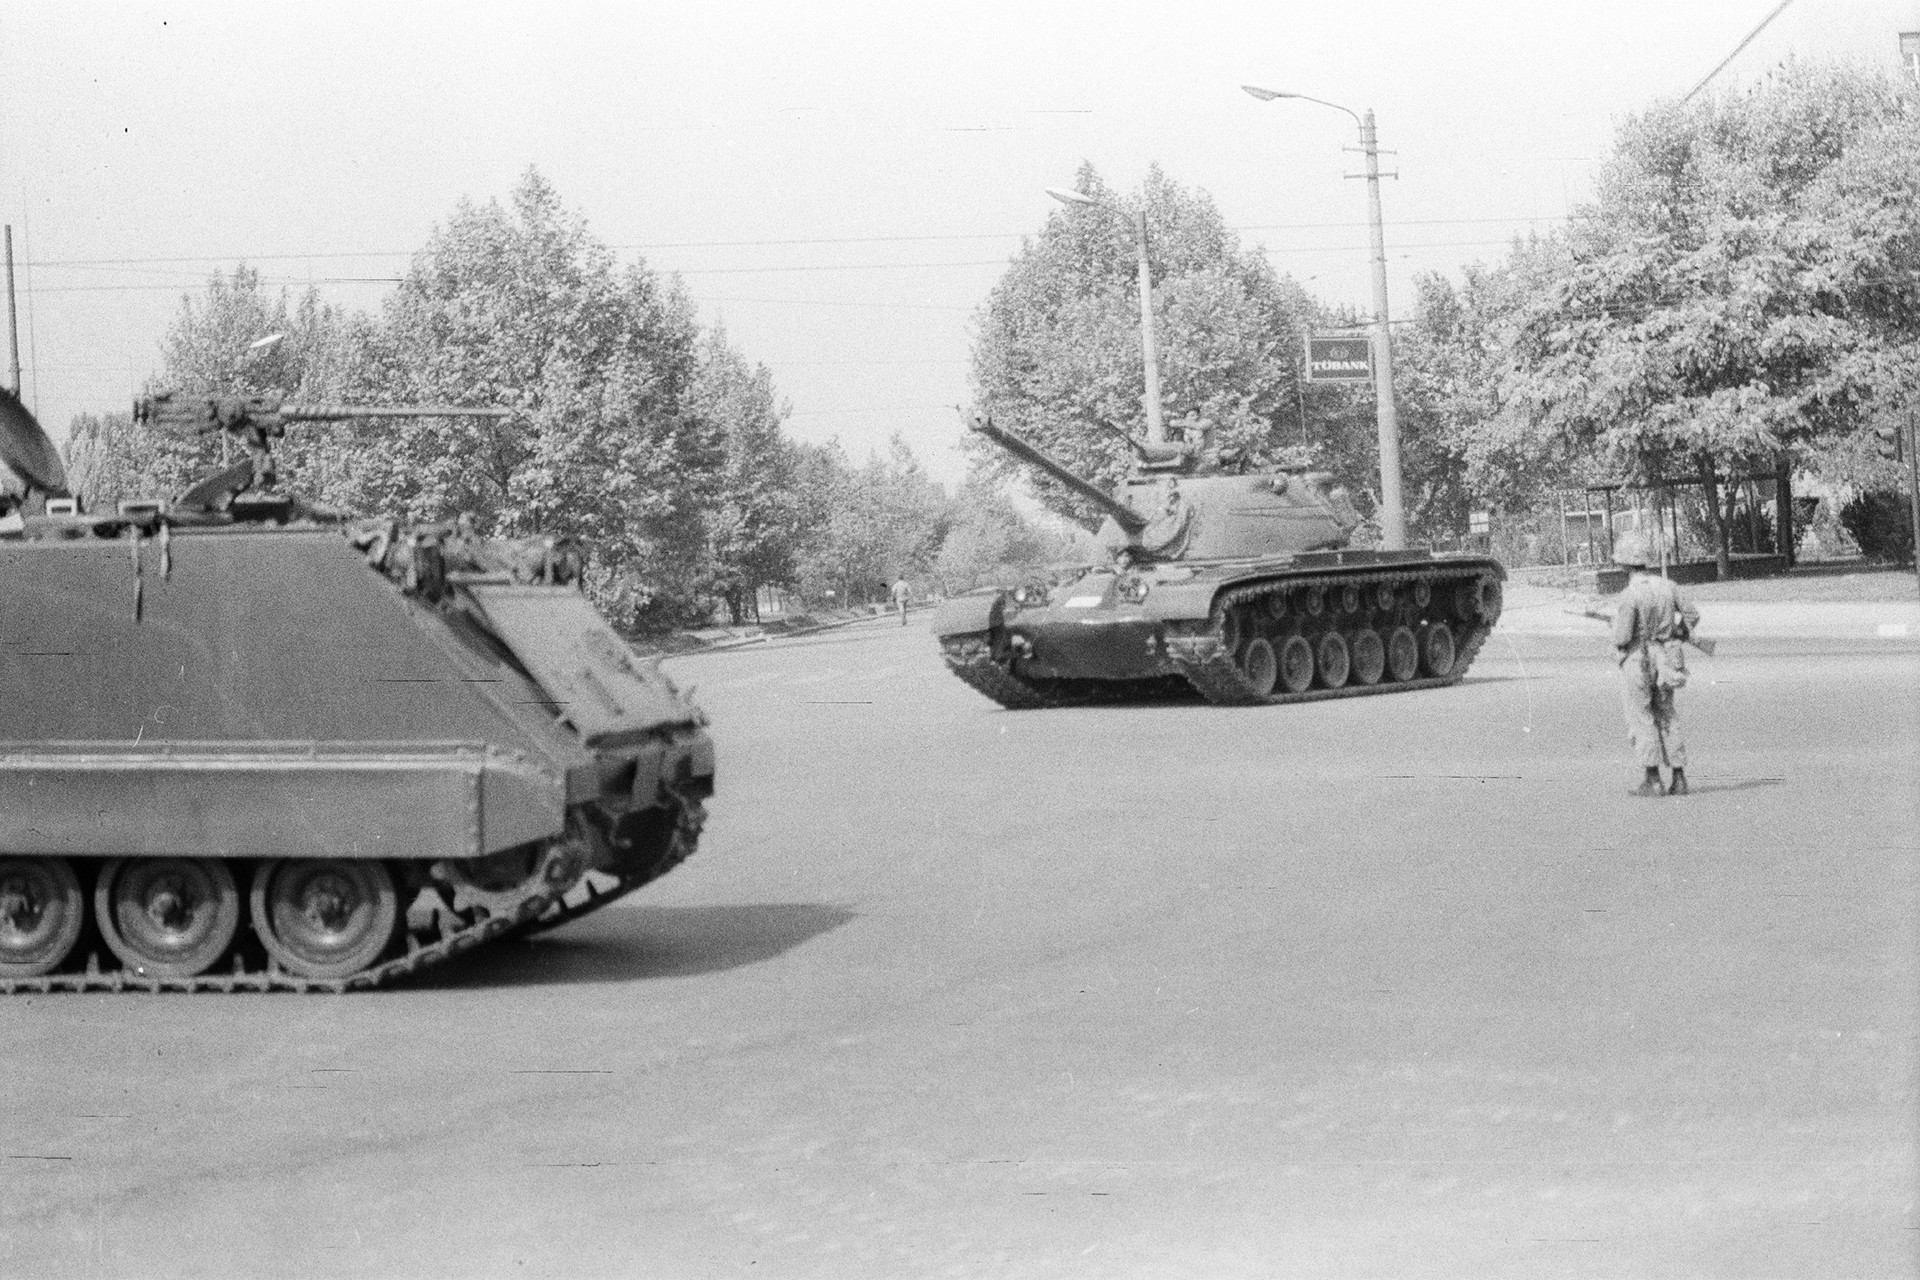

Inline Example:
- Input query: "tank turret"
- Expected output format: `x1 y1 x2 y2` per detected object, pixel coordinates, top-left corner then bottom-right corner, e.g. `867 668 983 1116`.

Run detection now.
970 416 1359 564
933 415 1505 710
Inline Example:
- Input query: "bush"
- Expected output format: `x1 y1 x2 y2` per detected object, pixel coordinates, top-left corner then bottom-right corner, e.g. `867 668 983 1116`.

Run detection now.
1838 491 1916 566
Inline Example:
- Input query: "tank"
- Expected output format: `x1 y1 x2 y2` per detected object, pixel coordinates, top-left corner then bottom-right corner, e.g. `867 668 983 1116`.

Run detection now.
933 417 1505 708
0 388 714 992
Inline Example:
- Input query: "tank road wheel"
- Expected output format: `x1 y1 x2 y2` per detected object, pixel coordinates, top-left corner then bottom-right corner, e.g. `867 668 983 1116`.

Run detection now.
252 859 399 981
1239 637 1279 697
0 856 85 978
1350 629 1386 685
1422 622 1457 677
95 858 240 979
1478 577 1503 619
1278 635 1315 694
1386 626 1420 682
1315 631 1351 689
1338 585 1361 615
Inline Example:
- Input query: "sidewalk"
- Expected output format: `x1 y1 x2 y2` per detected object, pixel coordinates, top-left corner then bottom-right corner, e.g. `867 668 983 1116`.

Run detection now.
634 602 930 656
1496 580 1920 640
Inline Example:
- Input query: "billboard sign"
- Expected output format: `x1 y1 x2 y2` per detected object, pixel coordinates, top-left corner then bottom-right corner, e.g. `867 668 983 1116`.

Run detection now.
1305 335 1373 383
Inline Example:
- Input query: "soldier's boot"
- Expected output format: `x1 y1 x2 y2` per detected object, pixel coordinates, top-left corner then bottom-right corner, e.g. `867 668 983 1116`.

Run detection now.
1667 768 1688 797
1629 767 1665 798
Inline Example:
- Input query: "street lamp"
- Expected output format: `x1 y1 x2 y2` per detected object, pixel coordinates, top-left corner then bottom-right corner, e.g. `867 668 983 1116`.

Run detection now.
1045 186 1167 444
1243 84 1408 550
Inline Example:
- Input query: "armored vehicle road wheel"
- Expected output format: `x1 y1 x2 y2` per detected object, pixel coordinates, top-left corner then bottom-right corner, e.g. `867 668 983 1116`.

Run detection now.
1422 622 1457 677
0 856 84 978
1386 626 1420 682
1240 637 1278 697
1316 632 1351 689
253 859 399 980
1350 629 1386 686
1278 635 1315 694
96 857 240 979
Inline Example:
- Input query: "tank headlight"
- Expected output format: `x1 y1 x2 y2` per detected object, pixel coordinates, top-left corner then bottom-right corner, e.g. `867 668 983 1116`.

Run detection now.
1010 580 1052 608
1117 575 1151 604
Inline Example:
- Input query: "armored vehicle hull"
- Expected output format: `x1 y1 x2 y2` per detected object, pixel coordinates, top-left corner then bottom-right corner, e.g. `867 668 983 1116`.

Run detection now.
936 549 1504 708
0 522 713 992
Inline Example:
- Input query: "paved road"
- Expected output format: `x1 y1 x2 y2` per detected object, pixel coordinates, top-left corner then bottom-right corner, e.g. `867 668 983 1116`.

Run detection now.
6 618 1915 1279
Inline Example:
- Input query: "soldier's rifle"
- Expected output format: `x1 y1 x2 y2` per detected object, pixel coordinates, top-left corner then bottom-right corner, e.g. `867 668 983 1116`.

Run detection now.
1569 606 1717 656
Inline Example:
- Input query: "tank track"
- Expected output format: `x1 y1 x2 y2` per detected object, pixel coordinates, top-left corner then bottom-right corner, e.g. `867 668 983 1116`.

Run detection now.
1166 564 1498 707
940 636 1077 710
0 795 705 995
940 637 1187 710
944 563 1498 710
506 793 707 940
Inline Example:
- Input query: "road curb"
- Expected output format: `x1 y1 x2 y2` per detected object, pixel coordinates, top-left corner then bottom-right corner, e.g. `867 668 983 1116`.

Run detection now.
1496 599 1920 641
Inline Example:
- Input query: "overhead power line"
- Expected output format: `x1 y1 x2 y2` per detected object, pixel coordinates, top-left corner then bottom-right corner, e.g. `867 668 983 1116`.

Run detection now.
1684 0 1795 102
19 215 1581 271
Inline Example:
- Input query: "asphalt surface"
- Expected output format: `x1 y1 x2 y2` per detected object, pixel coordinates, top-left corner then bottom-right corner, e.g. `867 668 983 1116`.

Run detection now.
5 616 1916 1279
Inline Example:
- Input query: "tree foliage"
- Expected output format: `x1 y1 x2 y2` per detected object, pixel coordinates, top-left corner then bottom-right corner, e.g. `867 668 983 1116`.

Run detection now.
1495 61 1920 570
61 170 947 630
969 164 1321 524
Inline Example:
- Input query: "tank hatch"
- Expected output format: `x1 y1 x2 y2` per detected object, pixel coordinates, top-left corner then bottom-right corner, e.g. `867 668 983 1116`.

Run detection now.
465 586 698 748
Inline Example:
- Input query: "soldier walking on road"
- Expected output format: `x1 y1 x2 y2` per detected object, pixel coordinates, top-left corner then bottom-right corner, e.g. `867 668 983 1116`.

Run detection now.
1610 531 1702 797
891 577 910 626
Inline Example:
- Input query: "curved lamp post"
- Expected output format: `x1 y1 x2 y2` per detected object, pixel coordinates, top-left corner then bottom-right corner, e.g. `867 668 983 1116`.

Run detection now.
1243 85 1407 550
1045 187 1166 444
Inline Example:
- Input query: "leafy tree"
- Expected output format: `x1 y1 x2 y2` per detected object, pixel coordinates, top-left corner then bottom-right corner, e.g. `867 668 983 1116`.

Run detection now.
792 435 948 607
1393 236 1574 531
62 411 149 511
694 324 799 623
969 164 1321 525
67 266 363 509
1497 61 1920 575
366 169 723 618
933 477 1080 592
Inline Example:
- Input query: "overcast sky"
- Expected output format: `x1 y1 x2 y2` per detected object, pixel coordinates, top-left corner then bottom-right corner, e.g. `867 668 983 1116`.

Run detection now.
0 0 1911 485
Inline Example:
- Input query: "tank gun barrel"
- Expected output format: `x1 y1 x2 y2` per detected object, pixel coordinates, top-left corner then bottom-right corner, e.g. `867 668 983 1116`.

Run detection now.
970 417 1147 534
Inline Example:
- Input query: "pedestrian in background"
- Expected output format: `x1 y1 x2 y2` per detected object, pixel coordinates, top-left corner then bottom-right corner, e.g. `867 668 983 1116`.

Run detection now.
891 577 910 626
1610 531 1702 797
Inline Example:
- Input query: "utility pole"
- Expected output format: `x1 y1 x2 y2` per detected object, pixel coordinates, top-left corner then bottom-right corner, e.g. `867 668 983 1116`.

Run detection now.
1909 414 1920 594
4 225 20 396
1357 109 1406 550
1133 206 1166 444
1243 86 1408 548
1048 188 1167 444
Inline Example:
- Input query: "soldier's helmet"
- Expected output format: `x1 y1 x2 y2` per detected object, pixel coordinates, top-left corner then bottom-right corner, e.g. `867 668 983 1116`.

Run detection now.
1612 530 1653 567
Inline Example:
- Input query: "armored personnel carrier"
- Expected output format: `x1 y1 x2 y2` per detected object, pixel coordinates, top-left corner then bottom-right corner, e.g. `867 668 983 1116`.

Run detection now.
0 387 713 992
934 418 1504 708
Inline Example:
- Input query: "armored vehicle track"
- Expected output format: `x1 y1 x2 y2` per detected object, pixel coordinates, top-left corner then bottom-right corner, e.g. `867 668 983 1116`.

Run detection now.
941 562 1501 709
